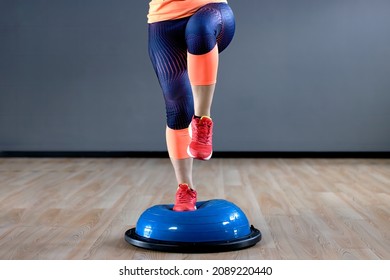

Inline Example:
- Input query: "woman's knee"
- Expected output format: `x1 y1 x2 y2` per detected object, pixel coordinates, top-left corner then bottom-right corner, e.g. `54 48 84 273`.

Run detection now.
185 5 221 55
185 3 235 55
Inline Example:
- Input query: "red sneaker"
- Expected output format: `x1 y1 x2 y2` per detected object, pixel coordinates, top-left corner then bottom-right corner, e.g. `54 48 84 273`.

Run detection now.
173 184 197 212
187 116 213 160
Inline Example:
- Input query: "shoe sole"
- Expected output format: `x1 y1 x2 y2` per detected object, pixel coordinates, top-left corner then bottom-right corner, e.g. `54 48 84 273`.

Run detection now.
173 205 197 212
187 146 212 161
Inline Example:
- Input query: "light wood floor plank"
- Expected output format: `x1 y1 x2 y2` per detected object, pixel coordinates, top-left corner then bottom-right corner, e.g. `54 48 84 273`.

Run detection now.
0 157 389 259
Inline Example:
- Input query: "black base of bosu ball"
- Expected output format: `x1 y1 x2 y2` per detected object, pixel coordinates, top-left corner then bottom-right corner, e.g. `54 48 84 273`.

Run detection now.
124 199 261 253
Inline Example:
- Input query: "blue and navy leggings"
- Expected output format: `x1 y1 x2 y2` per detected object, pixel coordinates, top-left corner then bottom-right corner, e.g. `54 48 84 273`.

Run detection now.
148 3 235 130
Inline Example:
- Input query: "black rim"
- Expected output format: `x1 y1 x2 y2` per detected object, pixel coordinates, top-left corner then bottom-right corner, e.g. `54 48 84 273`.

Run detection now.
124 225 261 253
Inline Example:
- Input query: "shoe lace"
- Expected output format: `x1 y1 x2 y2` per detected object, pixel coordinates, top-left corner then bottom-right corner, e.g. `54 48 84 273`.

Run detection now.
176 189 196 204
195 120 212 144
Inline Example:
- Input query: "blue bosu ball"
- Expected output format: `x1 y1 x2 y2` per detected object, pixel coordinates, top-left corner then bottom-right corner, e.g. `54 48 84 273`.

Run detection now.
125 199 261 253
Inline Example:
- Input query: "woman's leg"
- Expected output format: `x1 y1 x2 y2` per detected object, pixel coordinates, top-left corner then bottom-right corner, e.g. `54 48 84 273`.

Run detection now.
148 19 197 211
147 4 235 209
170 158 193 188
166 126 193 187
185 3 236 160
192 84 216 117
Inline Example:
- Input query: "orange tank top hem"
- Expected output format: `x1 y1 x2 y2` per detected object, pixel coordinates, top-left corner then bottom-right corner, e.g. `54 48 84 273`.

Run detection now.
148 0 228 23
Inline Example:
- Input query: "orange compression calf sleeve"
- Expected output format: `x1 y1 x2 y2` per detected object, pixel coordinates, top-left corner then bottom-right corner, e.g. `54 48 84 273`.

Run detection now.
187 44 219 86
166 126 191 159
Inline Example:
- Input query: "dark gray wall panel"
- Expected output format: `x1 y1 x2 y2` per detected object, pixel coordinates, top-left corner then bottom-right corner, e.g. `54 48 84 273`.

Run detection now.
1 0 389 152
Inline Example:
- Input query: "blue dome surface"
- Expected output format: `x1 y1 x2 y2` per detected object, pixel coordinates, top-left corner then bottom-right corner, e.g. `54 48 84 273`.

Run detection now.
135 199 251 242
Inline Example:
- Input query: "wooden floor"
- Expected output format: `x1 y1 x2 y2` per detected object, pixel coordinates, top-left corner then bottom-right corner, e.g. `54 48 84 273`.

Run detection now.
0 157 389 260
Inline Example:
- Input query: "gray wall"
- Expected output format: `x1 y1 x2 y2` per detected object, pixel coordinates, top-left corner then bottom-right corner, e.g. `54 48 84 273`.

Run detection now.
1 0 389 152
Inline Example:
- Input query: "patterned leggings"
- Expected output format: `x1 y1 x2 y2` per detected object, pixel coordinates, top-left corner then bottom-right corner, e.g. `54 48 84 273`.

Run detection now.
148 3 235 130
